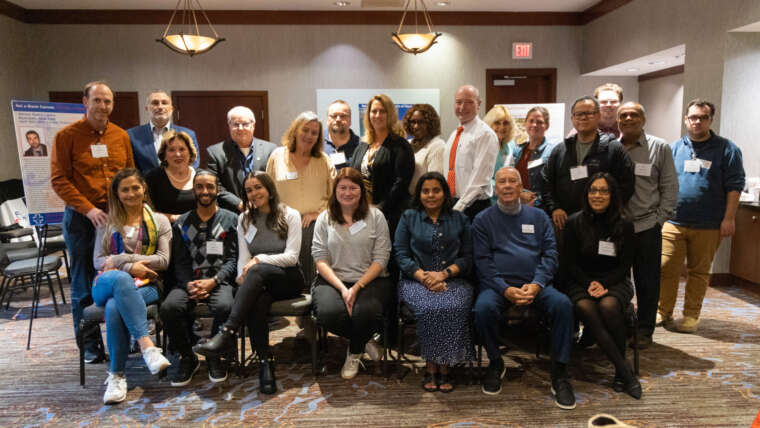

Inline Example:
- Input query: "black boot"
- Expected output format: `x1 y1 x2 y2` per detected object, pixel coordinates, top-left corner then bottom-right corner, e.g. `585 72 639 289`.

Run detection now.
193 325 236 358
259 357 277 395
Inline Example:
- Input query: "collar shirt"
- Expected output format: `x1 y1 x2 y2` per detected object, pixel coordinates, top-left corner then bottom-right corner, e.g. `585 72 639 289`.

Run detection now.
623 132 678 232
443 116 500 211
150 121 171 154
324 129 360 169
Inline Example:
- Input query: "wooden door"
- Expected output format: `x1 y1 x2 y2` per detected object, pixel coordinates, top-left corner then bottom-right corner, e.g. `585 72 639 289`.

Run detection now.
172 91 269 168
49 91 140 130
730 207 760 283
485 68 557 111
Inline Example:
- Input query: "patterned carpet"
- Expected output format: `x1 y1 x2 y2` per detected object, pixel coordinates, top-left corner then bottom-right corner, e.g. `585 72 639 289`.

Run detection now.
0 272 758 428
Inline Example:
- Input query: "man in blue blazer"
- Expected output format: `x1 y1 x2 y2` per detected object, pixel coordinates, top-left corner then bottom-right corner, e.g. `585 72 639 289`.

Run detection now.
207 106 276 213
126 91 200 174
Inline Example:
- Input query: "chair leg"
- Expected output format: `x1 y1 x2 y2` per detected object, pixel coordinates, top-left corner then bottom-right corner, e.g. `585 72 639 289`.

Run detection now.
62 249 71 280
5 277 18 310
0 276 8 308
45 273 60 316
54 269 66 305
311 321 319 377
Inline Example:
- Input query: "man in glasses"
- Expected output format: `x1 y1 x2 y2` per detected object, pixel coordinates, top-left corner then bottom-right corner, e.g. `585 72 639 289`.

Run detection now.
323 100 359 170
566 83 624 139
207 106 276 213
658 99 745 333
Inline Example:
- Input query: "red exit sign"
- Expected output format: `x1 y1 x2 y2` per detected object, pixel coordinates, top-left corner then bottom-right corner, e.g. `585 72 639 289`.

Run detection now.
512 42 533 59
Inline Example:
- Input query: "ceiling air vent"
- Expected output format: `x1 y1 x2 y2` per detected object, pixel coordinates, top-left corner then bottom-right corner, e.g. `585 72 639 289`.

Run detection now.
361 0 404 7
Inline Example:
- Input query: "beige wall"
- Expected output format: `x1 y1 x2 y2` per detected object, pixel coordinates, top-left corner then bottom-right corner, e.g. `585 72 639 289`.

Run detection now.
0 22 638 181
638 73 684 144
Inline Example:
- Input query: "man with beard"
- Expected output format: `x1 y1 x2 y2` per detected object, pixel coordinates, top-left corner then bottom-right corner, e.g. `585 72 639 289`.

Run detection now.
323 100 360 170
24 130 48 156
567 83 624 139
160 170 238 386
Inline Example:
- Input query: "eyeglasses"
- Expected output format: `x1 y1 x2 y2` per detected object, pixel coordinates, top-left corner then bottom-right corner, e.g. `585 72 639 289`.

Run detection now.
408 119 427 125
588 187 610 195
230 121 254 129
687 115 711 123
572 111 598 119
328 113 349 120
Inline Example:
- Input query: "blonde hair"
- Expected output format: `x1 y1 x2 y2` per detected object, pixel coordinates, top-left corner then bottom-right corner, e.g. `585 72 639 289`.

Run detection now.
483 105 516 148
157 130 197 167
281 111 324 157
362 94 406 144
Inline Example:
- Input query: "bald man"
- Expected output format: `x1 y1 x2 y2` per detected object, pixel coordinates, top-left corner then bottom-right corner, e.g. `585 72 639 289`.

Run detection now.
618 102 678 346
207 106 276 213
442 85 500 221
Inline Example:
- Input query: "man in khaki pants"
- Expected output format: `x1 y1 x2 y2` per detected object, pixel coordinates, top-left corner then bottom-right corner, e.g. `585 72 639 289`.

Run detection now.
658 99 745 333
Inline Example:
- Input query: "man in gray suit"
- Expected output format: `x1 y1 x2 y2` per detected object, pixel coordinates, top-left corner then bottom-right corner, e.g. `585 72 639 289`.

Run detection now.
207 106 277 213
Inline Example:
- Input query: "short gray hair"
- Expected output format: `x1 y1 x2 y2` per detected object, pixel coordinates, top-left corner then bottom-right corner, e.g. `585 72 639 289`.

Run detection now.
227 106 256 124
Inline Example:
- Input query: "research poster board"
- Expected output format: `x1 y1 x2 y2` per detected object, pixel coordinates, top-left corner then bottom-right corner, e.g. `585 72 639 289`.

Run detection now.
316 89 440 137
11 100 86 225
501 103 565 145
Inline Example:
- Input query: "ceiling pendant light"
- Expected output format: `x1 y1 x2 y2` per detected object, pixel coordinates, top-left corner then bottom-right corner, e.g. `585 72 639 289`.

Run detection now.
157 0 225 57
391 0 442 55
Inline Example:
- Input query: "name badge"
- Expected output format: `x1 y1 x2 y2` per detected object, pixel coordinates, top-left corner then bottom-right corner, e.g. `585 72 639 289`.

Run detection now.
521 224 535 234
684 159 701 173
245 225 257 243
286 171 298 180
634 162 652 177
349 220 367 235
90 144 108 158
698 158 712 170
598 240 616 257
124 226 136 239
570 165 588 181
206 241 224 255
527 158 544 169
329 152 347 165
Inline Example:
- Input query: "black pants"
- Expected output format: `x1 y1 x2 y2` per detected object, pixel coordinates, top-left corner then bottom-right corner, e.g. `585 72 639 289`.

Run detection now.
227 264 303 358
461 198 491 223
632 224 662 336
160 283 234 358
312 275 394 354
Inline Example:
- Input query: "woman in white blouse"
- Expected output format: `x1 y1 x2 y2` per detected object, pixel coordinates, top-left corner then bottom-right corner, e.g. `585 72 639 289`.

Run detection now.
194 171 303 395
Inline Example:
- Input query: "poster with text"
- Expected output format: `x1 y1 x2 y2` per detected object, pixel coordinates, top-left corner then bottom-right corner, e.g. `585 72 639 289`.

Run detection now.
11 100 86 225
501 103 565 145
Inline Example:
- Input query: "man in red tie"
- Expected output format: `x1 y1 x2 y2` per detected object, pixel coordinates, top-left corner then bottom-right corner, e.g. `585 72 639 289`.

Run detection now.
442 85 500 221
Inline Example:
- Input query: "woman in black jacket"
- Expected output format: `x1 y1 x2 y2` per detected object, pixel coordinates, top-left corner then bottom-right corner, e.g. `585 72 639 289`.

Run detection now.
562 172 641 399
350 94 415 236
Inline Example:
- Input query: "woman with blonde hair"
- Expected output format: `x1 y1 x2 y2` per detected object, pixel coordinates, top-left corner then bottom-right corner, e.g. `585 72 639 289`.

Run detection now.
483 105 516 204
266 111 335 286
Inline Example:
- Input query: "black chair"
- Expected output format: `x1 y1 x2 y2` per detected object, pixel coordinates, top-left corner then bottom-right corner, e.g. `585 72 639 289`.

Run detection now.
77 303 164 386
624 302 639 375
0 242 66 316
186 303 246 377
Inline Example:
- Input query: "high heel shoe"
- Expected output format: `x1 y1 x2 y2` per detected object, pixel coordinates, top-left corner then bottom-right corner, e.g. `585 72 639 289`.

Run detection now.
193 325 236 358
259 356 277 395
622 376 642 399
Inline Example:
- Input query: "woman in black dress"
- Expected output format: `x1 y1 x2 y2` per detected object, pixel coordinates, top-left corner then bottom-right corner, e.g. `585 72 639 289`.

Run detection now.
145 130 197 222
562 172 641 399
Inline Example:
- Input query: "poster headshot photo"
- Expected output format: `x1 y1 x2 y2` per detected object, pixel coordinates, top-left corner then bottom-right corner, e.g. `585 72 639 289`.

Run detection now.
20 128 49 157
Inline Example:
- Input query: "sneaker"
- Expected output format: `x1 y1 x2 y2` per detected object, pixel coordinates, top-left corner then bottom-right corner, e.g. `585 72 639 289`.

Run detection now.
675 316 699 333
551 378 577 410
656 312 674 329
341 349 364 379
84 341 106 364
207 357 229 383
103 372 127 404
170 354 200 387
481 358 506 395
364 339 382 362
142 346 171 375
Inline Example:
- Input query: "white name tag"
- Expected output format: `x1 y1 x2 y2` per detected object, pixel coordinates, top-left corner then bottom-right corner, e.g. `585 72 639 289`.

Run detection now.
245 225 257 243
527 158 544 169
124 226 136 239
329 152 347 165
570 165 588 181
206 241 224 255
598 240 616 257
286 171 298 180
684 159 701 173
521 224 535 234
698 158 712 170
348 220 367 235
634 162 652 177
90 144 108 158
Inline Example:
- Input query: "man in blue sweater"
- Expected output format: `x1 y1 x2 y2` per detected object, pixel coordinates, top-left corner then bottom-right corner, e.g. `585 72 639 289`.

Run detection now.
659 99 745 333
472 167 575 409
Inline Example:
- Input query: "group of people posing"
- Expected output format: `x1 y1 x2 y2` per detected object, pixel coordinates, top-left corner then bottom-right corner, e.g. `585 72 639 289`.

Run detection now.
49 81 744 410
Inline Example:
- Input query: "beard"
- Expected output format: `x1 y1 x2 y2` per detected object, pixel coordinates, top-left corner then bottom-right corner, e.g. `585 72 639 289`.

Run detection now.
195 192 218 207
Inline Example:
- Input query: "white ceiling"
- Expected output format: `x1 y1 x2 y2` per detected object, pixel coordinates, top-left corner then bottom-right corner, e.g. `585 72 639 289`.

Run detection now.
9 0 600 12
584 45 686 77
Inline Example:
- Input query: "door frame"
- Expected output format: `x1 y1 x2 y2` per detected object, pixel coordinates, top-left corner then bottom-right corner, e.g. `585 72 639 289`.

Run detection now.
484 68 557 111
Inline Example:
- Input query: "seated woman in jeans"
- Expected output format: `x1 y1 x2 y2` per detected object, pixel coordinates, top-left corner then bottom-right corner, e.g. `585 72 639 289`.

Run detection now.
395 171 474 393
92 168 172 404
194 171 304 395
561 172 641 399
312 167 393 380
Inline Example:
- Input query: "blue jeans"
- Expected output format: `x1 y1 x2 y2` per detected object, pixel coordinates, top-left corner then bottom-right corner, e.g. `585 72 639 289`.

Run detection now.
474 286 574 365
92 270 159 374
62 206 96 335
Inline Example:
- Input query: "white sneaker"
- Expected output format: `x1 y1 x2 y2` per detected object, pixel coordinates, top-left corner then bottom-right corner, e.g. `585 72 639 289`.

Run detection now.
142 346 171 375
103 372 127 404
364 339 382 362
341 349 364 379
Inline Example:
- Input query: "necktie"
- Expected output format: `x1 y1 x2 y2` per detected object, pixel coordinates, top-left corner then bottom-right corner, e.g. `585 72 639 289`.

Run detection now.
447 126 464 196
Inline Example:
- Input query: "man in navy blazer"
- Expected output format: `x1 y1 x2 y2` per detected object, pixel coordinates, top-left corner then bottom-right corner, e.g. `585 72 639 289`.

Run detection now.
207 106 276 213
126 90 200 174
